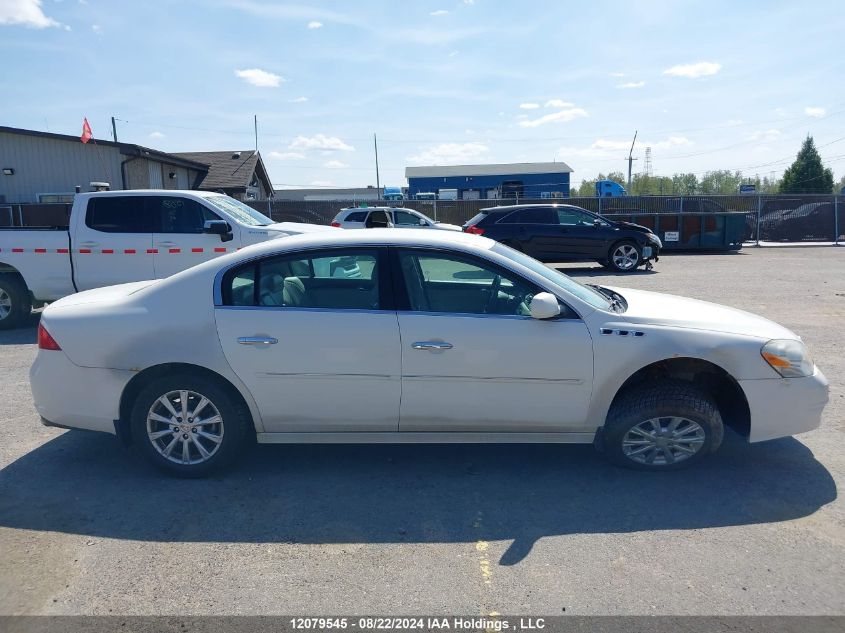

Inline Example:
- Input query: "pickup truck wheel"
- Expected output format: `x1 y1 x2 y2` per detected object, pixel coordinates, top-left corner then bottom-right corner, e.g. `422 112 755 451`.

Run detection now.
607 241 642 272
602 381 724 471
130 373 253 478
0 276 31 330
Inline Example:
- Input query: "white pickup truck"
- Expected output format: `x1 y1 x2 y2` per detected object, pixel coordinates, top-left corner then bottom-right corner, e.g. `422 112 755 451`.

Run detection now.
0 190 332 329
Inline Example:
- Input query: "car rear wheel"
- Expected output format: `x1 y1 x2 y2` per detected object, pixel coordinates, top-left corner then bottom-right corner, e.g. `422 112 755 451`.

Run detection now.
601 381 724 471
607 241 642 272
0 275 31 331
130 372 253 477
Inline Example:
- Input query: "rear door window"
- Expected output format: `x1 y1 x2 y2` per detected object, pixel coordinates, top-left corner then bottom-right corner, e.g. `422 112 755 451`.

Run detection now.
85 196 155 233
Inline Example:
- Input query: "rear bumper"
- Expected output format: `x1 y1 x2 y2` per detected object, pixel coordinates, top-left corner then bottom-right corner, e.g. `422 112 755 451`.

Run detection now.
739 367 830 442
30 350 134 435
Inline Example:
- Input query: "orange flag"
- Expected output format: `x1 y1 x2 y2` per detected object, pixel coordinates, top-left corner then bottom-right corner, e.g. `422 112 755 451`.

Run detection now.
80 118 93 144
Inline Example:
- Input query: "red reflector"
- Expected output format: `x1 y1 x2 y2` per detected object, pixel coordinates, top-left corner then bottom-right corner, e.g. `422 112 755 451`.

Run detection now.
38 324 62 351
465 225 485 235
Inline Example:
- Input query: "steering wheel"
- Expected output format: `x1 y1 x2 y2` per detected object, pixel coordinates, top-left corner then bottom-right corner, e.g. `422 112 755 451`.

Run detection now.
484 274 503 314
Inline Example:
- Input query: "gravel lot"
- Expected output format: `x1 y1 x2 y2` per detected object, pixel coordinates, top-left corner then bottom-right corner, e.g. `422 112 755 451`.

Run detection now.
0 247 843 616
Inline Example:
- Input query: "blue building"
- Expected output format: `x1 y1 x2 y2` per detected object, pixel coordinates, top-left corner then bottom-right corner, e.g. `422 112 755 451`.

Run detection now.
405 161 572 200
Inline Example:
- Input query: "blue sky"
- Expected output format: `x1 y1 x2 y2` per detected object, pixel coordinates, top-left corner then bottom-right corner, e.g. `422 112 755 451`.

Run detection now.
2 0 844 190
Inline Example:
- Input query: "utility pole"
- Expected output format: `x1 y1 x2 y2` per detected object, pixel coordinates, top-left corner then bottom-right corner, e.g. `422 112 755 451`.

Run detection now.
111 116 118 143
254 115 258 152
373 133 381 198
627 130 638 191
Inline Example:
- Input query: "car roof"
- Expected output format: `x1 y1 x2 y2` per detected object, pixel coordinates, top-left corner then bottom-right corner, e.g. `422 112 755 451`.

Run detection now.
480 203 589 213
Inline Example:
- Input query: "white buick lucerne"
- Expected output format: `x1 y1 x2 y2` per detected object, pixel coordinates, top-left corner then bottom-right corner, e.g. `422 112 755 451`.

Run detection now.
30 230 829 476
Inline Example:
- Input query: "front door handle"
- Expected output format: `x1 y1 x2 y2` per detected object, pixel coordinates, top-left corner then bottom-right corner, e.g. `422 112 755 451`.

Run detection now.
412 341 453 351
238 336 278 346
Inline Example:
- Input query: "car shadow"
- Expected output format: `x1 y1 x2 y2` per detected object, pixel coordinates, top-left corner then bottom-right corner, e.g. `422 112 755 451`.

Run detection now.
0 431 835 566
554 265 659 278
0 312 39 345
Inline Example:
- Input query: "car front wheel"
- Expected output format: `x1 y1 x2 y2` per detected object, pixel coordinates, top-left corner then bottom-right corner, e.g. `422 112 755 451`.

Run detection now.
130 372 253 477
602 381 724 470
607 241 642 272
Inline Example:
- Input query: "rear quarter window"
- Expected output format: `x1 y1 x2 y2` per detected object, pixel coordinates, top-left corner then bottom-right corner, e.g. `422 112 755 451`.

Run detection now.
345 211 369 222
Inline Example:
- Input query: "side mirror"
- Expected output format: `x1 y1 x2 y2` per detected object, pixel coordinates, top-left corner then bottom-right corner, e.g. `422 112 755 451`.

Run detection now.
593 219 602 227
529 292 561 320
419 218 427 226
204 220 233 242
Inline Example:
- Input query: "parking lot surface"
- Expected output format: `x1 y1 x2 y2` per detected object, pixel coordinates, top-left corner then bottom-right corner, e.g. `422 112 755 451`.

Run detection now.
0 247 843 615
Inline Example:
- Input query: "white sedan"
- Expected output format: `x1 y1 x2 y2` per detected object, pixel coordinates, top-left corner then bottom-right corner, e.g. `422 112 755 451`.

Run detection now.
30 230 829 476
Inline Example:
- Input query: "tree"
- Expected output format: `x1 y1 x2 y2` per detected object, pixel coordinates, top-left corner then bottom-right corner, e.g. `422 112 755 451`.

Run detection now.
835 174 845 194
779 135 834 194
698 170 744 194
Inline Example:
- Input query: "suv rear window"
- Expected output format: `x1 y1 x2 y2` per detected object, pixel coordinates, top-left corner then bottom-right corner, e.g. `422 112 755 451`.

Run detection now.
499 208 556 224
464 211 489 227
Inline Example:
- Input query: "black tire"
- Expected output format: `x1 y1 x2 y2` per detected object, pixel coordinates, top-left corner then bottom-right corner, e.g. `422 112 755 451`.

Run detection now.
130 372 253 477
602 381 724 471
607 240 642 273
0 274 31 331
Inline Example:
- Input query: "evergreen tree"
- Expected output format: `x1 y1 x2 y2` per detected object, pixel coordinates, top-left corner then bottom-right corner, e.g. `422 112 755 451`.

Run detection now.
779 136 834 194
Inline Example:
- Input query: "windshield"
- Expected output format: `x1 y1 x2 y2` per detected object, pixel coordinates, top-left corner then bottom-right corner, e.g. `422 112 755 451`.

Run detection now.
491 242 612 310
204 195 273 227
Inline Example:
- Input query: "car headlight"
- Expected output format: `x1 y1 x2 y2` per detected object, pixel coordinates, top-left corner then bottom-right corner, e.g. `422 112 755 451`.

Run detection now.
761 339 814 377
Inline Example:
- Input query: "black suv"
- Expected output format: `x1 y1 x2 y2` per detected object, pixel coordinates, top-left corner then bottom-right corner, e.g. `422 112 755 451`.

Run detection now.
463 204 661 272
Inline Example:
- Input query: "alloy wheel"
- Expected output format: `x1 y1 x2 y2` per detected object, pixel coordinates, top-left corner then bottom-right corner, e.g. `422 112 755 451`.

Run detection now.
612 244 640 270
0 288 11 320
146 390 224 465
622 416 706 466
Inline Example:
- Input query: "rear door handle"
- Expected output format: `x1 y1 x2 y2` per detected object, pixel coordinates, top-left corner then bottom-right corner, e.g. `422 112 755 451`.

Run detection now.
412 341 453 351
238 336 278 346
156 241 177 247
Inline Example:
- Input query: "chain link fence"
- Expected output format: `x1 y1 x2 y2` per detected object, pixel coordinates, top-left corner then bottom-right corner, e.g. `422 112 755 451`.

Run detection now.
250 195 844 246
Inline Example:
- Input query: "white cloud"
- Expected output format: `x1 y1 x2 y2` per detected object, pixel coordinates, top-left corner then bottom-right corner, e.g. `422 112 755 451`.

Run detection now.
91 23 101 34
289 134 354 151
448 50 458 57
307 20 322 29
324 160 349 168
430 9 449 15
268 151 305 160
543 99 574 108
289 96 308 103
558 136 692 159
148 131 165 139
519 102 540 110
610 72 625 78
0 0 63 28
805 106 826 118
748 129 782 141
234 68 284 88
617 81 645 89
463 0 475 4
310 180 336 187
407 142 489 165
663 61 721 78
518 107 588 128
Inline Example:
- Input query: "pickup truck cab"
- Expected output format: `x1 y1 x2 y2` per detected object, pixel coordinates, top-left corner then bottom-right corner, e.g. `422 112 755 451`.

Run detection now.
0 190 332 328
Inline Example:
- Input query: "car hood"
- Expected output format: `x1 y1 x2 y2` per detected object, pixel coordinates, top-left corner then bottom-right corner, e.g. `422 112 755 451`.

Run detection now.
265 222 337 235
605 286 798 340
612 220 653 234
46 280 159 310
432 222 463 231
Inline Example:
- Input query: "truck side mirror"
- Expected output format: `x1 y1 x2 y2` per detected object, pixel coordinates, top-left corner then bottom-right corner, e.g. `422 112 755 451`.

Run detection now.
204 220 233 242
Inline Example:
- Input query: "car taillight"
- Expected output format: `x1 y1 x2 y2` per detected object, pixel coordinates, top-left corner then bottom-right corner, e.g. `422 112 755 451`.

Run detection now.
465 225 485 235
330 221 342 228
38 323 61 351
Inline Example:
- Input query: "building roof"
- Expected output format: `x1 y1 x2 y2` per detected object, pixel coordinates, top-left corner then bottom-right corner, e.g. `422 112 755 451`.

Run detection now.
0 125 209 171
405 161 573 179
173 150 271 192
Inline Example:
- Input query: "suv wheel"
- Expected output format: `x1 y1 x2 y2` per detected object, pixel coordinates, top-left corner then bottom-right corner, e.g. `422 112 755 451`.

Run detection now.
602 381 724 470
607 241 642 272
